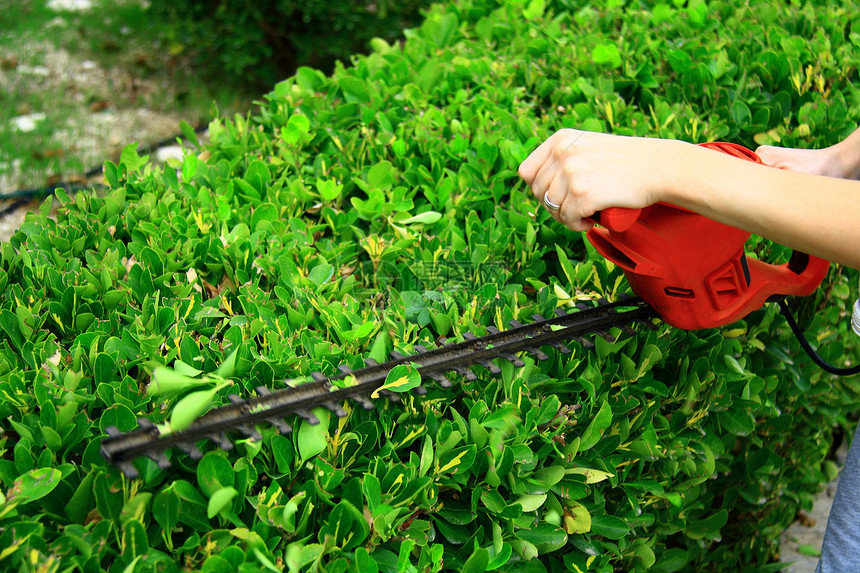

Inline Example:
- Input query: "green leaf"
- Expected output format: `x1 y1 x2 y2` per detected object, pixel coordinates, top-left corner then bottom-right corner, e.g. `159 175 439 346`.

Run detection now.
180 120 200 147
517 523 568 554
197 453 235 498
367 161 395 190
297 408 330 461
371 364 421 398
147 367 206 396
120 142 149 172
730 100 752 126
719 408 755 436
653 547 688 572
522 0 545 20
514 493 546 512
308 263 334 287
401 211 442 225
317 500 368 550
579 400 612 451
564 502 591 534
592 43 622 68
317 179 343 201
6 468 62 505
65 470 96 523
215 347 240 378
590 515 629 539
436 444 477 475
368 329 391 364
686 509 728 539
121 520 149 561
271 434 295 474
153 488 181 536
566 467 614 484
462 548 489 573
284 114 311 145
169 386 220 432
207 486 238 519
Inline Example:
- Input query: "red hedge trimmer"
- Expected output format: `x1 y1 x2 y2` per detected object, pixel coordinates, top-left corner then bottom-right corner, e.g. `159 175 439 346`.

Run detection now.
102 142 858 478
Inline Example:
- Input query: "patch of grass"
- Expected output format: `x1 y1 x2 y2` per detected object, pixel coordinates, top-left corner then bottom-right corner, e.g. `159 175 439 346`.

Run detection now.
0 2 59 43
0 0 255 194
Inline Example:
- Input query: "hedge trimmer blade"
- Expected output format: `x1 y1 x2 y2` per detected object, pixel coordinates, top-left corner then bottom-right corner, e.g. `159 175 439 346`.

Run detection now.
101 297 657 478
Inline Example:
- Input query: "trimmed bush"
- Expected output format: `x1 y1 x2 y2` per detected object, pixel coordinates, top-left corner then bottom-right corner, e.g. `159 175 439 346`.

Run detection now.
1 0 859 571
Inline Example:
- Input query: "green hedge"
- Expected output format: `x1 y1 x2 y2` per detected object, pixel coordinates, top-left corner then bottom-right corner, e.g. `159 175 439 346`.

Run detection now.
2 0 860 571
149 0 432 89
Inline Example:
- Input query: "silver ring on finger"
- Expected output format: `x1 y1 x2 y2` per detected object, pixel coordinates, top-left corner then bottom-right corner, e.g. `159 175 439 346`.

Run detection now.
543 192 562 212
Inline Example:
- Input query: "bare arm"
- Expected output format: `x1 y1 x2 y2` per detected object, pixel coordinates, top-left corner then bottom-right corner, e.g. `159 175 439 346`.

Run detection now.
667 143 860 268
518 129 860 269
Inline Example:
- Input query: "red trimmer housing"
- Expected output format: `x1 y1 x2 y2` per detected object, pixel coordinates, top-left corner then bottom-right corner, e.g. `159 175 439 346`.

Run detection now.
585 142 830 330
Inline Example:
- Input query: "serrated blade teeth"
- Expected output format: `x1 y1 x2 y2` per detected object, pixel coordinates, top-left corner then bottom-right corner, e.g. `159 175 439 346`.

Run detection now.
414 385 427 395
390 350 405 360
148 450 171 470
552 341 574 354
554 308 567 317
311 372 327 382
381 390 401 403
526 347 549 361
486 326 501 335
508 319 523 328
463 332 477 340
364 357 379 366
353 395 375 410
238 425 262 441
324 401 348 417
228 394 244 405
105 426 123 439
429 372 453 388
256 386 272 396
118 462 139 479
414 345 429 353
531 313 547 322
337 364 353 375
177 441 204 460
449 366 477 381
499 353 525 367
209 433 233 450
266 418 292 434
296 410 320 424
137 417 156 431
478 359 502 374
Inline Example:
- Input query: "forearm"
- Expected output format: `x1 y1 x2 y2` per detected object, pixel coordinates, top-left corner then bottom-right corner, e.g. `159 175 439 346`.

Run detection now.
666 143 860 268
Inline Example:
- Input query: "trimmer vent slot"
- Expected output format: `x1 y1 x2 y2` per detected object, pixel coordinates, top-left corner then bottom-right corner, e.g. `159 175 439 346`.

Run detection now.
664 287 695 298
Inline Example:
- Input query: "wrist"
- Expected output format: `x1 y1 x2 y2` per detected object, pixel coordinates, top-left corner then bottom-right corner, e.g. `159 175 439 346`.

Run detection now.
830 139 860 180
655 140 703 206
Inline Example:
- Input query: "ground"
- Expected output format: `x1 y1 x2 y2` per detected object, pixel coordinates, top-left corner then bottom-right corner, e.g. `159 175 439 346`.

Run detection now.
0 0 249 196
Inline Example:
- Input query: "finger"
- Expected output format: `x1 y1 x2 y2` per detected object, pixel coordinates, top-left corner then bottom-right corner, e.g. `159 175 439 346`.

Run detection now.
530 159 558 201
519 130 578 183
542 170 569 221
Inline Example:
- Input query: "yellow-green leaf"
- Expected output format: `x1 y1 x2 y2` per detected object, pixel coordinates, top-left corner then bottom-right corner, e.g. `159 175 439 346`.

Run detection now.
371 364 420 398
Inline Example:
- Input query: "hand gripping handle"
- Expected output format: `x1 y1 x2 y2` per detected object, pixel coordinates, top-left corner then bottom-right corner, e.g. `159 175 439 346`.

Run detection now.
585 142 830 329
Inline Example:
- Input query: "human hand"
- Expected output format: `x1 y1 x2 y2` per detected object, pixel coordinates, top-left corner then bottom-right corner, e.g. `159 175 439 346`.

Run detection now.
518 129 686 232
755 144 849 179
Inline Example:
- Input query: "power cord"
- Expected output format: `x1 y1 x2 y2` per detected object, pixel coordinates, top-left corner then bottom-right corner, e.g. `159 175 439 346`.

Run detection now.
775 297 860 376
